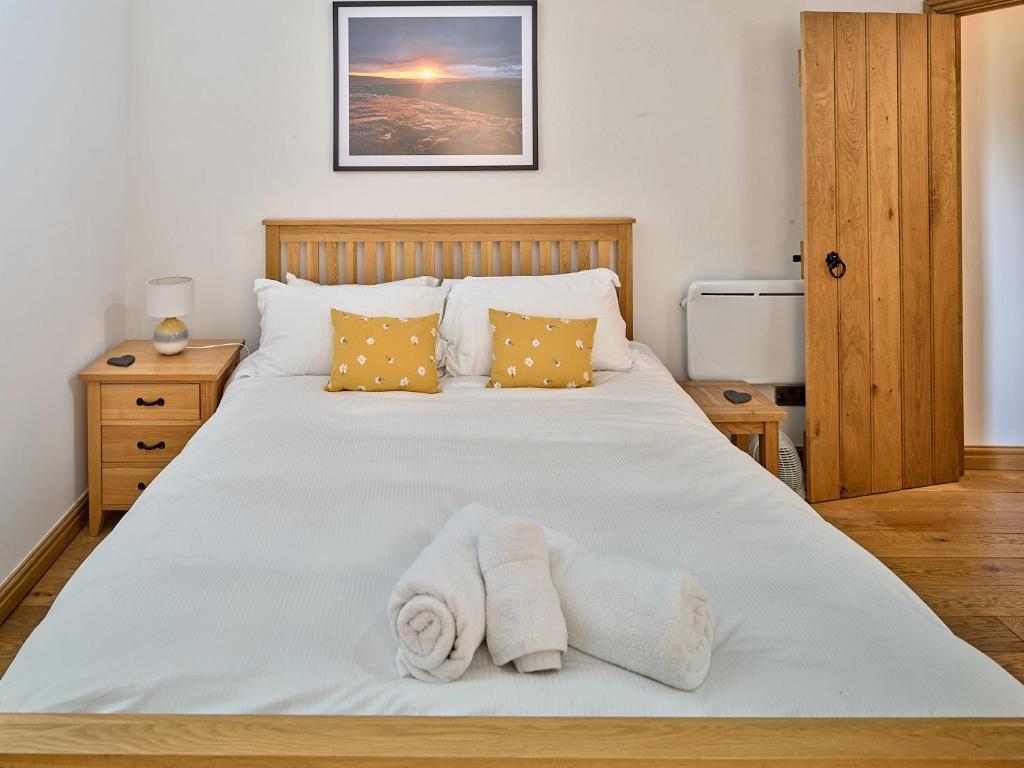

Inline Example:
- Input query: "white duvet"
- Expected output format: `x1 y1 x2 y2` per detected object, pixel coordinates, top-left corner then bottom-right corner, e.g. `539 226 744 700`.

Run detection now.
2 346 1022 715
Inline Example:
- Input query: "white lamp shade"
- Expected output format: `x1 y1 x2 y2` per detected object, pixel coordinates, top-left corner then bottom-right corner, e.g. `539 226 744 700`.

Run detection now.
146 276 194 318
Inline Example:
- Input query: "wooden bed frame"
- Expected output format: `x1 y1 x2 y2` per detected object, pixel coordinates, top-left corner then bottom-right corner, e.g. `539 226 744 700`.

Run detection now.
263 217 635 337
1 218 1021 766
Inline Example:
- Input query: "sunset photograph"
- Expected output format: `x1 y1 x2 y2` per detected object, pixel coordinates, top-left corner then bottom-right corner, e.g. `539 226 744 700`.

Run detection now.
335 4 537 169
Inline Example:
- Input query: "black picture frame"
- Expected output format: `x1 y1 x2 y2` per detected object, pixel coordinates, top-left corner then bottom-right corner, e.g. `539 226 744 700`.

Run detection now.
333 1 538 171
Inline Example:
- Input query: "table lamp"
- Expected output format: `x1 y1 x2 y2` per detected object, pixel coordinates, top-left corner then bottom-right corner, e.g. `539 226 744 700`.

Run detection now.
146 276 194 355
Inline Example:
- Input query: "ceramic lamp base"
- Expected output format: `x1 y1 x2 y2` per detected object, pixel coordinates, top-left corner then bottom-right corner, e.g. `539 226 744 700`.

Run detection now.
153 316 189 355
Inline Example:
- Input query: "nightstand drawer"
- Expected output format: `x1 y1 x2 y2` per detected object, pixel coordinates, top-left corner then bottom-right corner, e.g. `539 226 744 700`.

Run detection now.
101 466 162 506
100 383 200 422
82 340 243 534
101 424 198 464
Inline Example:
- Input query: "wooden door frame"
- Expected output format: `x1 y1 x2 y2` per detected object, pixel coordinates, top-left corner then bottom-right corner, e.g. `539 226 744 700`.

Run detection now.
925 0 1024 15
927 0 1024 464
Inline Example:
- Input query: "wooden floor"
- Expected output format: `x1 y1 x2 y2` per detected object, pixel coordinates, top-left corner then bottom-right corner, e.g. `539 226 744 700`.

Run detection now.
1 473 1023 684
0 514 118 679
814 469 1024 682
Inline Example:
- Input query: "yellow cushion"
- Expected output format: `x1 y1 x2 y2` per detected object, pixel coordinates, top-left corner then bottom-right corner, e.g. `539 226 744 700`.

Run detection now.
487 309 596 389
326 310 440 394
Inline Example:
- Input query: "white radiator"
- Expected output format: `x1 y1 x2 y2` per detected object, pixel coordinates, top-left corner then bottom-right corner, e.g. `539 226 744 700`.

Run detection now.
682 279 804 384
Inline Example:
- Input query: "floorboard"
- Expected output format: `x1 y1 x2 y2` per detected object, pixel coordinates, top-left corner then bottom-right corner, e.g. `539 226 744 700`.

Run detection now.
1 481 1021 691
0 520 112 678
920 470 1024 493
1001 616 1024 642
815 470 1024 683
823 508 1024 532
19 526 111 609
989 653 1024 679
911 586 1024 616
942 617 1024 653
819 489 1024 513
881 556 1024 585
839 530 1024 557
0 606 48 678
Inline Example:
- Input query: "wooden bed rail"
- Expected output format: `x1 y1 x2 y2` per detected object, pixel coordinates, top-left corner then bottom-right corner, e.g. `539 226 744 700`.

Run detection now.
263 217 635 338
1 715 1022 766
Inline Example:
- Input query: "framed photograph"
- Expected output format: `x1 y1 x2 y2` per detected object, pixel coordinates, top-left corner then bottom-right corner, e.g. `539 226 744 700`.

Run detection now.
333 1 538 171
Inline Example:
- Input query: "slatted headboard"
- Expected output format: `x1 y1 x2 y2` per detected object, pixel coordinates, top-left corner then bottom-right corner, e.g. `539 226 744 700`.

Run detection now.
263 218 635 338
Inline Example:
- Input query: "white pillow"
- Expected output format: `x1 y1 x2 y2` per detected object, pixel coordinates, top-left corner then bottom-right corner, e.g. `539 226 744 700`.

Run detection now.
253 279 447 376
286 272 439 288
439 268 636 376
434 279 461 371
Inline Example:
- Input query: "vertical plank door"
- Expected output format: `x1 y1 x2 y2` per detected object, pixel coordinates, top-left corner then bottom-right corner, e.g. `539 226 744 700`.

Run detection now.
801 11 962 503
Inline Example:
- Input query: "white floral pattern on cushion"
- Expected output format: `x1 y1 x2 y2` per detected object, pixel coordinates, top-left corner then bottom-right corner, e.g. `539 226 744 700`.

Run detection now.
486 308 596 390
326 310 440 394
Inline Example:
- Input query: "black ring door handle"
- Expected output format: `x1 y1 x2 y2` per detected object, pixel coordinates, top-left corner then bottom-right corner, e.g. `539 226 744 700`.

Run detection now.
137 482 147 491
137 441 166 451
136 397 165 407
825 251 846 279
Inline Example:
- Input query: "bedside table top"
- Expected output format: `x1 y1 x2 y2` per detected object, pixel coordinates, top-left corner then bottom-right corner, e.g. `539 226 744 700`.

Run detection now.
80 340 244 382
679 380 787 423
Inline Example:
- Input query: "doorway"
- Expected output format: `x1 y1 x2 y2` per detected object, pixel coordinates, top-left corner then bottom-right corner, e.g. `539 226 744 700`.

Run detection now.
801 0 1024 502
960 5 1024 466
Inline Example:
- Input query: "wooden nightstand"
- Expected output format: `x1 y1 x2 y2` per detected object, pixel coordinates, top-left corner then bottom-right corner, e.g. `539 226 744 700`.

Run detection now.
79 340 243 535
679 380 788 477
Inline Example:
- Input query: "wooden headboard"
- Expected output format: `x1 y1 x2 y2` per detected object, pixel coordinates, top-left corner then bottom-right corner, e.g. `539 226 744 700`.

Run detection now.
263 218 635 338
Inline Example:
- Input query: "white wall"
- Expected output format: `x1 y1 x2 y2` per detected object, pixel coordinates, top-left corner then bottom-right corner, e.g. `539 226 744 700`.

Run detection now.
962 6 1024 446
3 0 936 582
0 2 129 579
123 0 920 375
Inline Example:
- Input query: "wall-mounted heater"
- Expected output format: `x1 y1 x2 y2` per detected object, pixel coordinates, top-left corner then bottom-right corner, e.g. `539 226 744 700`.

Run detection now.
681 279 804 384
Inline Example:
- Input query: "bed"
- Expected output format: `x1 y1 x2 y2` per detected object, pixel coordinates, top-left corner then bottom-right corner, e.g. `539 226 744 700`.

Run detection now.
1 219 1022 765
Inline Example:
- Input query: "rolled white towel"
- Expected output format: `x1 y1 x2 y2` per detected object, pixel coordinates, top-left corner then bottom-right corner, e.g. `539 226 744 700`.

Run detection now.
387 505 493 682
478 516 568 673
546 529 714 690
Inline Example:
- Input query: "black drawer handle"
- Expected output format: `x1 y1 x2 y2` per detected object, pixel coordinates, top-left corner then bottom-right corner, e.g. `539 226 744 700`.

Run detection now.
137 482 147 491
137 441 166 451
136 397 165 407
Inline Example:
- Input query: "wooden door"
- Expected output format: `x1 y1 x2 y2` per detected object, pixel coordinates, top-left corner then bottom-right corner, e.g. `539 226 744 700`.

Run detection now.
802 11 963 503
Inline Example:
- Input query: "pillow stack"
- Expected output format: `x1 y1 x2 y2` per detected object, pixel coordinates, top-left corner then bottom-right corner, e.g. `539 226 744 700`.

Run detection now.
250 268 634 390
440 268 635 378
252 278 446 378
